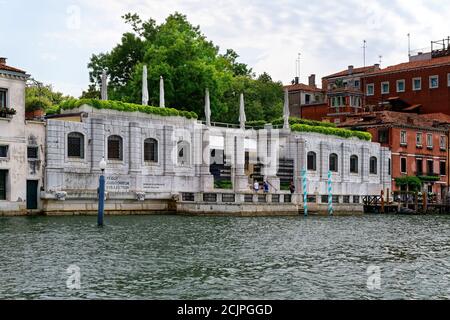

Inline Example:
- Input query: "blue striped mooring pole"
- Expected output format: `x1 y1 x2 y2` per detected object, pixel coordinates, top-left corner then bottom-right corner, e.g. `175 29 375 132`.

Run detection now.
301 169 308 216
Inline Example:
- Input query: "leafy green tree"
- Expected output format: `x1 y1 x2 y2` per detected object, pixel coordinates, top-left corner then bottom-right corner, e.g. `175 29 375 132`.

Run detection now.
26 81 72 111
86 12 282 123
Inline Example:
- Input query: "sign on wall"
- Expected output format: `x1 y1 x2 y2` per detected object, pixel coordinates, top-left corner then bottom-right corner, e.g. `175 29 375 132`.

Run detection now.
106 175 130 192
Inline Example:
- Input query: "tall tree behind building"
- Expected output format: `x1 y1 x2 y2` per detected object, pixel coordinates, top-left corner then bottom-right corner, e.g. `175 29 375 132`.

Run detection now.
86 12 282 123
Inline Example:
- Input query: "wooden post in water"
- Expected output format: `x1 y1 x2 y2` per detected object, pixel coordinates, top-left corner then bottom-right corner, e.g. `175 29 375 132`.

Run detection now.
386 188 390 213
380 190 385 213
415 191 418 212
423 189 428 214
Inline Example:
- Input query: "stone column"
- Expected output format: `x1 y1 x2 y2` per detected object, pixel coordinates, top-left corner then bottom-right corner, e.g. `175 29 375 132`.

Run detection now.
320 142 329 181
129 122 141 173
129 122 142 192
292 137 305 196
200 126 214 191
263 126 280 191
163 125 175 176
361 146 370 183
342 143 350 182
234 132 248 192
90 117 105 173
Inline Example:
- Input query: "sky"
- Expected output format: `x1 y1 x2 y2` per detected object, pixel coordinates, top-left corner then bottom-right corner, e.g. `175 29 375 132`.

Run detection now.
1 0 450 97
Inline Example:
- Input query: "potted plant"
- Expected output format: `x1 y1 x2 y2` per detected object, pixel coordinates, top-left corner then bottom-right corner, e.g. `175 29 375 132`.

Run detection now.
0 107 16 118
25 97 51 119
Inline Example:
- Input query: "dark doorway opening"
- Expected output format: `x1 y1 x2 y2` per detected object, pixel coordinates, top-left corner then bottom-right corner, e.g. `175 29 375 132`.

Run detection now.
27 180 38 210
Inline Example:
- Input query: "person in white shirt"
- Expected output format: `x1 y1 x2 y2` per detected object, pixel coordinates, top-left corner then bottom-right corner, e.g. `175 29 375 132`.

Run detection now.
253 181 260 193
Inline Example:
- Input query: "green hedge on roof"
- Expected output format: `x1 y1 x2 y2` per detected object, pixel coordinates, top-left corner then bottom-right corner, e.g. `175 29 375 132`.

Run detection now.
51 99 198 119
291 123 372 141
246 117 371 141
246 117 337 128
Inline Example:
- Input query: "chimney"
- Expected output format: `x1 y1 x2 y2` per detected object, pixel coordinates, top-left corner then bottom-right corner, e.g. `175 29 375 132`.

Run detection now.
0 57 6 65
308 74 316 88
294 77 299 85
374 63 380 70
348 65 354 75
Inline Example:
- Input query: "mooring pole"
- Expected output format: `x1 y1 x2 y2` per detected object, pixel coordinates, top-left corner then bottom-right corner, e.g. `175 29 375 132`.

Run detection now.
381 190 385 213
302 169 308 216
328 171 333 216
98 158 107 227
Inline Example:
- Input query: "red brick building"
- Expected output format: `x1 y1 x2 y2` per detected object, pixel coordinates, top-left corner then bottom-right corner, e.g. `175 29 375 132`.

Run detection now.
284 75 328 121
362 54 450 115
322 65 380 123
340 111 450 198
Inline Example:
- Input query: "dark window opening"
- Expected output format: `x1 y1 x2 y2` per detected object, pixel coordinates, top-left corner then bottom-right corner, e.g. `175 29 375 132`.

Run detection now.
68 132 84 158
350 155 358 173
401 158 407 174
27 146 38 160
329 153 338 172
108 135 123 160
416 159 423 175
440 161 446 176
378 129 389 144
307 152 316 171
0 89 7 108
427 160 434 175
144 138 158 162
370 157 378 174
0 145 8 158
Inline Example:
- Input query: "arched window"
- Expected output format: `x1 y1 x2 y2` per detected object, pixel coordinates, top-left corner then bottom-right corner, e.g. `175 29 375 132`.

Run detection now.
67 132 84 158
177 141 190 166
307 152 317 171
108 135 123 160
370 157 378 174
350 155 358 173
144 138 158 162
329 153 338 172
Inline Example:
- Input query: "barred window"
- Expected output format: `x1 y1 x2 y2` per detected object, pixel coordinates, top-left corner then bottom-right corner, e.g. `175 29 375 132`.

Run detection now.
27 146 38 160
329 153 338 172
350 155 358 173
108 135 123 160
67 132 84 158
307 152 316 171
370 157 378 174
144 138 158 162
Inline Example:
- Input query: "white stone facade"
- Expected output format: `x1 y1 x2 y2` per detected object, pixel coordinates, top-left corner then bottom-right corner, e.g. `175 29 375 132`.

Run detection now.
0 68 45 215
42 104 391 215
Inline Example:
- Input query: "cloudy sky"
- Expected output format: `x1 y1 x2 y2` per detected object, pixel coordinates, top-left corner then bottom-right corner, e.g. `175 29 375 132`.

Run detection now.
1 0 449 96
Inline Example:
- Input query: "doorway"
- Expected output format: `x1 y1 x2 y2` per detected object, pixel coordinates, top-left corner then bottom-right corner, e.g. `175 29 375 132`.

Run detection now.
0 170 7 200
26 180 39 210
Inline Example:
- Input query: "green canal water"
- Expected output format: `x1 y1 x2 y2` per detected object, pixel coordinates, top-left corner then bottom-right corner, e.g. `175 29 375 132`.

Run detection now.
1 214 450 300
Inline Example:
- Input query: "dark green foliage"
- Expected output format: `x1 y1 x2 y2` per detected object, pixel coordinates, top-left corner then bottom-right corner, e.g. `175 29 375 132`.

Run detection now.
395 176 422 191
86 12 282 123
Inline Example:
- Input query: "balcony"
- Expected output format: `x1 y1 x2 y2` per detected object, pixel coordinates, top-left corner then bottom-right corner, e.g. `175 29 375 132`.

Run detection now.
327 105 363 116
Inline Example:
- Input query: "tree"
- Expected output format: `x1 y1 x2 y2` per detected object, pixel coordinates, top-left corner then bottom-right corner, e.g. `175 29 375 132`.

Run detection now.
25 80 72 111
86 12 283 123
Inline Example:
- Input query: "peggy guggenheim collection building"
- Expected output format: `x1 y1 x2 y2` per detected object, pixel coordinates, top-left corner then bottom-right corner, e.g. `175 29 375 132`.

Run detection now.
1 60 391 216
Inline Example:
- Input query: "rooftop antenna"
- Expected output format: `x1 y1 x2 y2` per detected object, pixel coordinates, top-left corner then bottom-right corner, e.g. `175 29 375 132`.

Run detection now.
297 52 301 82
407 33 411 58
378 55 383 66
362 40 367 67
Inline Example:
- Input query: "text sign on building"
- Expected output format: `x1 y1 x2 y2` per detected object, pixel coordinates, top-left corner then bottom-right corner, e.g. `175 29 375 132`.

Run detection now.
106 175 130 192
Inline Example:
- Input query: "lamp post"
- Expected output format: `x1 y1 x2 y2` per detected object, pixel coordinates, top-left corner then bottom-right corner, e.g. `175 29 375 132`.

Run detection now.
98 157 107 227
